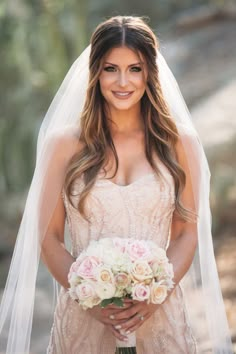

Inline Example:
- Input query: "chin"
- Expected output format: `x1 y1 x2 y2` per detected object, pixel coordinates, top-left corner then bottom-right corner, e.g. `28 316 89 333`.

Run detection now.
113 104 135 111
109 99 141 112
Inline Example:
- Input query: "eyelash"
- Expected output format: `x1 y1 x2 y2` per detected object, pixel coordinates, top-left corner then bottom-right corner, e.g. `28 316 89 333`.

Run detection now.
104 66 142 72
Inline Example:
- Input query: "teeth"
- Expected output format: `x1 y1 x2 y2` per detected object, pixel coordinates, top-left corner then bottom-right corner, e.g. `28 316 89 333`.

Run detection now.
114 92 131 96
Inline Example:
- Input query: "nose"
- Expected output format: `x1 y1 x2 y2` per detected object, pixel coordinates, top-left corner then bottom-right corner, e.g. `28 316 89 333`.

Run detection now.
118 71 128 87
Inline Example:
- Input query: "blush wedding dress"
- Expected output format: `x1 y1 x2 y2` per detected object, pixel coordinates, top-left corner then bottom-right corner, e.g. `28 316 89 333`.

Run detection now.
47 157 197 354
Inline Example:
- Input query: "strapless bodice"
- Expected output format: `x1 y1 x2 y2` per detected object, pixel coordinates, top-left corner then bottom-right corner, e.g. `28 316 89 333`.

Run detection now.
62 159 175 258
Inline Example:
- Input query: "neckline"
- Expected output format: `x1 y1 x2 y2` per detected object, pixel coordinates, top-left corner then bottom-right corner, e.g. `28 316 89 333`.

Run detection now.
96 172 156 188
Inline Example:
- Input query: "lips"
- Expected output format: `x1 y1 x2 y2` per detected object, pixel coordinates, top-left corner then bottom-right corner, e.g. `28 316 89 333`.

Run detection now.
112 91 134 99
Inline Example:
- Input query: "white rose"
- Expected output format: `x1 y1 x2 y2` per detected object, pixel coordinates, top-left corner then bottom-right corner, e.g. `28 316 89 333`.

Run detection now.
68 272 80 287
150 282 168 304
130 260 153 282
96 266 114 283
86 242 104 259
68 287 78 300
94 282 116 300
81 296 101 310
99 238 113 248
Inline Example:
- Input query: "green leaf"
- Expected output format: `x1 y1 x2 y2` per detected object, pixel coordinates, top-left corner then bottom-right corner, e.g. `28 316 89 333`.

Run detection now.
113 297 124 307
100 298 113 308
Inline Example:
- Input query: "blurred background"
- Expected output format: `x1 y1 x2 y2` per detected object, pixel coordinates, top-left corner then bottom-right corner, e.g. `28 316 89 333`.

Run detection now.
0 0 235 352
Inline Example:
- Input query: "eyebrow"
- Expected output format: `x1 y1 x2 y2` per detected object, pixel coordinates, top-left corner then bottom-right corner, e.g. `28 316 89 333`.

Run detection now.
104 62 143 67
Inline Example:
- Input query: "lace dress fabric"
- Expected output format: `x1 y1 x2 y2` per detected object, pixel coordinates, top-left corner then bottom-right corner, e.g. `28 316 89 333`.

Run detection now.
47 159 197 354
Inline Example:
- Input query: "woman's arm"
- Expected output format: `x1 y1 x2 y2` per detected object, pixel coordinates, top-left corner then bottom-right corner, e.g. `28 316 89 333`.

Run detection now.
167 137 198 287
40 127 81 289
41 192 75 289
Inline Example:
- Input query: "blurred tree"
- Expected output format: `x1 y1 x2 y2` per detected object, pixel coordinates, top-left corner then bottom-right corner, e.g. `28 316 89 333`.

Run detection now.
0 0 89 194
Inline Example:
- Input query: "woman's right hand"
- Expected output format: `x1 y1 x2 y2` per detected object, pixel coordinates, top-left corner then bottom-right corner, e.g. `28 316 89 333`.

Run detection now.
87 302 133 341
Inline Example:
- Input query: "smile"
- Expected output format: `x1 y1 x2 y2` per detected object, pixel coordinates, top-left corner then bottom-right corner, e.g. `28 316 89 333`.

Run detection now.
112 91 134 99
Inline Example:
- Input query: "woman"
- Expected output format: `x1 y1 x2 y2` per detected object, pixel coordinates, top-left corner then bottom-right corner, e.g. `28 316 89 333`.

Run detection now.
0 16 233 354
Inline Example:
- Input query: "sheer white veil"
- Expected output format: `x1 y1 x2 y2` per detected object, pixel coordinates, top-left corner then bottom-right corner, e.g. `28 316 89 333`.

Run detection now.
0 43 233 353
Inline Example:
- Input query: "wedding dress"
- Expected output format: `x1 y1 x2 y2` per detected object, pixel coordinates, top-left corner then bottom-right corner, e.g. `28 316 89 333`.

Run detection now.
47 155 197 354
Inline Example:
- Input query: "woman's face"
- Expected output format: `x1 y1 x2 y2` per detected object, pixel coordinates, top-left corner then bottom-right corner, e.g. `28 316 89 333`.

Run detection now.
99 46 147 113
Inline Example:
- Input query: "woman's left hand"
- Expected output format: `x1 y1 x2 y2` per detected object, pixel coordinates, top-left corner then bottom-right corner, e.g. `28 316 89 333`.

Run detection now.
109 299 158 334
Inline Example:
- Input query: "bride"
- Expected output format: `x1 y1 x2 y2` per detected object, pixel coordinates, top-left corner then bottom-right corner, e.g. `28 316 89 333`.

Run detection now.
0 16 233 354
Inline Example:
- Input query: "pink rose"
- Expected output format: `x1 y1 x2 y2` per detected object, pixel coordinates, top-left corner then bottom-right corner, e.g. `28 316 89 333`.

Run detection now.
76 282 96 301
127 240 151 261
132 283 150 301
77 256 101 279
113 238 127 253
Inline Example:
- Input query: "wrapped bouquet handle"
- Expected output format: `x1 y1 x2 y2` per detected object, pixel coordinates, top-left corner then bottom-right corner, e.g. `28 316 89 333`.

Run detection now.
116 331 136 353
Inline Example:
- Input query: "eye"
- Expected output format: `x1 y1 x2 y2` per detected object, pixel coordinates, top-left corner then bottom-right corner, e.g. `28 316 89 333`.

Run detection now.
104 66 117 72
130 66 142 72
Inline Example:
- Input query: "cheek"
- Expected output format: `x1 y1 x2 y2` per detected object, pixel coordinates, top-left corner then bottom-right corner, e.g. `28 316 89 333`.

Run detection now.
99 74 116 92
132 75 146 91
99 80 109 99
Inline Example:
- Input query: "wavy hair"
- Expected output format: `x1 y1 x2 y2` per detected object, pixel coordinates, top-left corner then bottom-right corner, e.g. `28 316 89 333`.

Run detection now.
65 16 195 222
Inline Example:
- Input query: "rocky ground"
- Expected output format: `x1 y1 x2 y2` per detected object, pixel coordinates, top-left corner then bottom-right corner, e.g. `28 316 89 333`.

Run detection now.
0 11 236 353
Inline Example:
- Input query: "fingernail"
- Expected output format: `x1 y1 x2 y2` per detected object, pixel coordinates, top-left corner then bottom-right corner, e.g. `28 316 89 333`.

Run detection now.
115 325 122 329
125 330 130 335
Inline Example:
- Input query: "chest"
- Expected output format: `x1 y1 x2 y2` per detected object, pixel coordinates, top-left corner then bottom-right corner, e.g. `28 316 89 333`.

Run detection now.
100 138 155 186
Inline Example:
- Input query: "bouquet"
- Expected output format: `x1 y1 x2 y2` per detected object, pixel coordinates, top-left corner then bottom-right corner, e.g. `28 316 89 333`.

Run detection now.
68 238 174 354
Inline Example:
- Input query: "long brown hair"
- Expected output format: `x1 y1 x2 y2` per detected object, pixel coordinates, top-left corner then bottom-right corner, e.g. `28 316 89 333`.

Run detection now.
65 16 194 222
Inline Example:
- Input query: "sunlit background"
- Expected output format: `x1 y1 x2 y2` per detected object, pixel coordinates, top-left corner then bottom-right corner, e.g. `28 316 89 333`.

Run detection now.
0 0 235 352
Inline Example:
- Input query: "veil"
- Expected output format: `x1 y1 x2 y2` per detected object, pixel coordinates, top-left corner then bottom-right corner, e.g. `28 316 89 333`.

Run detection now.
0 44 233 353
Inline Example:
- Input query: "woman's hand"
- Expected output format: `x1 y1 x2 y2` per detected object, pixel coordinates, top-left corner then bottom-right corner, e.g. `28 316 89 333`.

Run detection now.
87 302 134 341
109 299 158 335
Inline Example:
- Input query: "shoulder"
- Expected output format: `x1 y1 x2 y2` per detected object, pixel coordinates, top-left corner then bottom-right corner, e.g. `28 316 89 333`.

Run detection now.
43 125 84 161
37 125 83 165
175 128 201 163
47 125 82 147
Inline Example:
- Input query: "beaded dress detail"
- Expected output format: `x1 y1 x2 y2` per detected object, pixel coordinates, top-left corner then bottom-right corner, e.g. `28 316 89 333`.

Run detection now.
47 158 197 354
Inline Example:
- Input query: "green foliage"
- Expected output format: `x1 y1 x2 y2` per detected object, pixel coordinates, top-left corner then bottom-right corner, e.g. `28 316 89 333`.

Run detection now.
0 0 90 194
100 297 124 308
100 298 114 308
